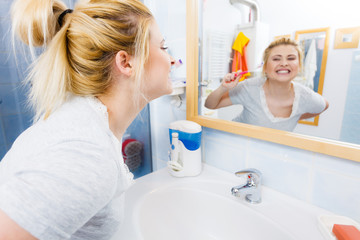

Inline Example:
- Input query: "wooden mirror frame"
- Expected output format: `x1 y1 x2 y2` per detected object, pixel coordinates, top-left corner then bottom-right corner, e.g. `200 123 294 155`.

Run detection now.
185 0 360 162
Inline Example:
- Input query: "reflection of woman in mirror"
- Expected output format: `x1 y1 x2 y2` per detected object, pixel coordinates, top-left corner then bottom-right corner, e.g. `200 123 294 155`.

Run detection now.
205 38 329 131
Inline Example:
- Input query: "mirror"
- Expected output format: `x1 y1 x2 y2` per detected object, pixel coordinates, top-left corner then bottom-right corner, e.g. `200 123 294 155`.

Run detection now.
295 28 329 126
186 0 360 162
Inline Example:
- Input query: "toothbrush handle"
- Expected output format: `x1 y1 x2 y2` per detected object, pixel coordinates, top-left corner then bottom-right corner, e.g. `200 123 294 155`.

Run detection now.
238 71 248 75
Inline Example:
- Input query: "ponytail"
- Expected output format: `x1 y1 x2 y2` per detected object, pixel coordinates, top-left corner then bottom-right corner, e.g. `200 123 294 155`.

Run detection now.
11 0 67 59
11 0 153 121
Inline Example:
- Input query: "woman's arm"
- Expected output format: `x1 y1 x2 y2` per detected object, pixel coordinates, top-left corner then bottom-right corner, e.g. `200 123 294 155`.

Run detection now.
300 99 329 120
204 71 241 109
0 209 37 240
204 86 232 109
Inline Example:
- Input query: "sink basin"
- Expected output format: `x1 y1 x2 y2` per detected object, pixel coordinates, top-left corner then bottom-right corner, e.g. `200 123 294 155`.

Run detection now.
138 185 294 239
111 164 333 240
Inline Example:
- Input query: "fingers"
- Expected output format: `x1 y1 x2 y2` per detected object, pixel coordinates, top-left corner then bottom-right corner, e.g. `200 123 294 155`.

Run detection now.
229 70 245 82
221 70 247 90
232 73 238 81
222 73 233 83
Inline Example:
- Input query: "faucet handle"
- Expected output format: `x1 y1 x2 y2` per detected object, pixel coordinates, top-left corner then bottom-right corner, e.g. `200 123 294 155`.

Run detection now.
232 168 262 204
234 168 262 183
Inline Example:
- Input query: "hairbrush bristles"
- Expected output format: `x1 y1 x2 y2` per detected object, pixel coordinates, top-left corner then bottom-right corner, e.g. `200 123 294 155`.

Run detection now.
122 139 143 171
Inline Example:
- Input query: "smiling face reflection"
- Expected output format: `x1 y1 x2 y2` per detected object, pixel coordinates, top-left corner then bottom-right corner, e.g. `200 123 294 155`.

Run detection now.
265 45 300 83
203 37 328 132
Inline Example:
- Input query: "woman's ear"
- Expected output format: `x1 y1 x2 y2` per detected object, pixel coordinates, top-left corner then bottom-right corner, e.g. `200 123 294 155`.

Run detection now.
115 50 133 77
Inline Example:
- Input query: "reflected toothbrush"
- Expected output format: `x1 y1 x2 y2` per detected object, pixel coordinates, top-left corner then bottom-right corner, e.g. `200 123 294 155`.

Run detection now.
234 62 263 82
236 70 249 76
233 71 250 82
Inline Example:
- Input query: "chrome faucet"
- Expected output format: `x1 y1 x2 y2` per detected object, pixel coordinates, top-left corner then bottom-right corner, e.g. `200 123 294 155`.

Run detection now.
231 168 262 204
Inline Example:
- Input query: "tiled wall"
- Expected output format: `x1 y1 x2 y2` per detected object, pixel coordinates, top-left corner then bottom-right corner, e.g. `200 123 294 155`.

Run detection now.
202 128 360 223
0 0 33 160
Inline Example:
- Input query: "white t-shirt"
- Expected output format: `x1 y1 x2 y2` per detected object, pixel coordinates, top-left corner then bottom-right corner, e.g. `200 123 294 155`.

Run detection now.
0 96 134 240
229 77 326 131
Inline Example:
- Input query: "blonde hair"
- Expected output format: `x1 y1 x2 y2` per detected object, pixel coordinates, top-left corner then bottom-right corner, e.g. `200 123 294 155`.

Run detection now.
262 37 304 76
11 0 153 120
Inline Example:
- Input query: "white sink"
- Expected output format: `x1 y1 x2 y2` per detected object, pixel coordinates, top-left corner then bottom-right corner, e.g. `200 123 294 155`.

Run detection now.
111 164 333 240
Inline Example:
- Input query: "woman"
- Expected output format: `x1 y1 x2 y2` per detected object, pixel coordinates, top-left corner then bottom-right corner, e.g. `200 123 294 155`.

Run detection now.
0 0 175 239
205 38 329 131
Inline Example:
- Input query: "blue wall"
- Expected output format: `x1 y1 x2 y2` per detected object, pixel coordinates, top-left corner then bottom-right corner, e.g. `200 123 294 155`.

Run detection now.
125 105 153 179
0 0 33 160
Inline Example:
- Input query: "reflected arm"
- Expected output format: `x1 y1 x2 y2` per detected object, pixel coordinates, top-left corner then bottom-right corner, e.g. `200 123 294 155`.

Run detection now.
300 99 329 120
204 72 241 109
204 87 233 109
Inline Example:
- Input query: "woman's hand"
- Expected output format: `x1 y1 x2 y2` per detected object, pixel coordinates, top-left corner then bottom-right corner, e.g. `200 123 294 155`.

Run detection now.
220 71 243 90
204 70 245 109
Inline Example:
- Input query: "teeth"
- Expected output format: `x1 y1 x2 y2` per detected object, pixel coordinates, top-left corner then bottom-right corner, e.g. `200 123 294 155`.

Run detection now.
277 70 289 73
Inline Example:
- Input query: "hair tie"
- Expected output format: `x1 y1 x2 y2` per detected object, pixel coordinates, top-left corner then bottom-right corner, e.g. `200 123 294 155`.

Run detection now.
58 9 73 27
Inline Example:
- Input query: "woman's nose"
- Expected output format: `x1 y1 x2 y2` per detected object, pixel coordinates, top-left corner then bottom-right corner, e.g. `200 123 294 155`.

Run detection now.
280 59 288 66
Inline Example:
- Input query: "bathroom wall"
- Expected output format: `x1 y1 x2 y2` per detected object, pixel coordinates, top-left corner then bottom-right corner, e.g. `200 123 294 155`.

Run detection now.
340 50 360 144
145 0 187 170
0 0 33 160
0 0 79 160
147 0 360 223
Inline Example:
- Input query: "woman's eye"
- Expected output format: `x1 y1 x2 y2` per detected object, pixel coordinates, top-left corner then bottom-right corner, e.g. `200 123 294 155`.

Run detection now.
161 46 168 51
